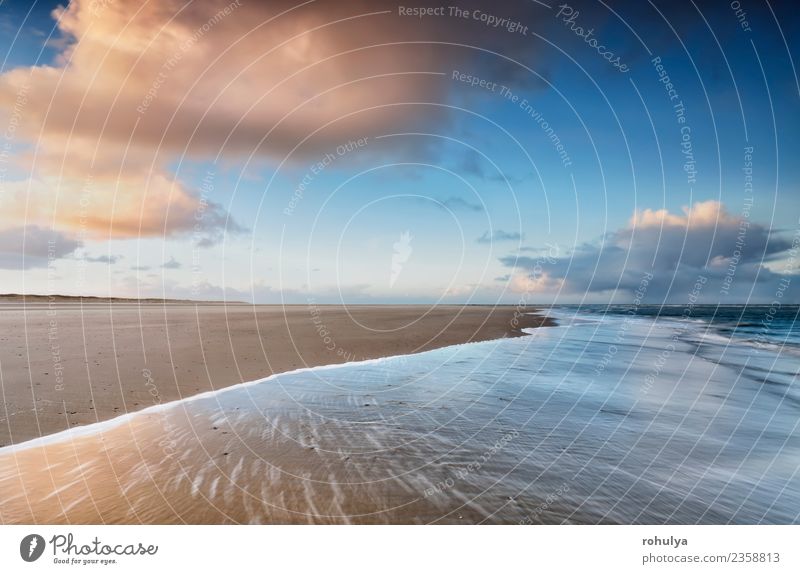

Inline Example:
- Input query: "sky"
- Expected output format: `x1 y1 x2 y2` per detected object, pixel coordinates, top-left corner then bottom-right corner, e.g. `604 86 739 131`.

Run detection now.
0 0 798 304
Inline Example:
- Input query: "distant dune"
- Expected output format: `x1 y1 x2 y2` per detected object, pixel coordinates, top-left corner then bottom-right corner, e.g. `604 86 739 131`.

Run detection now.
0 293 241 304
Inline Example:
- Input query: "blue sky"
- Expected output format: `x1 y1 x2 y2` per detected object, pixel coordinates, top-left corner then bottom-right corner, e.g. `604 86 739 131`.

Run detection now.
0 0 797 303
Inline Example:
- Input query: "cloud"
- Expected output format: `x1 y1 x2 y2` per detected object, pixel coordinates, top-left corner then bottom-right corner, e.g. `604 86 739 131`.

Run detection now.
459 150 488 179
457 150 523 184
0 226 80 269
0 170 243 244
508 271 564 294
442 197 483 213
83 254 122 264
161 257 182 270
477 230 524 244
413 196 483 213
500 201 798 302
0 0 549 240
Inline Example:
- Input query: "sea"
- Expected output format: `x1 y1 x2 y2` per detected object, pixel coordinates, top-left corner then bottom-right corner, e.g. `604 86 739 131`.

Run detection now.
1 305 798 524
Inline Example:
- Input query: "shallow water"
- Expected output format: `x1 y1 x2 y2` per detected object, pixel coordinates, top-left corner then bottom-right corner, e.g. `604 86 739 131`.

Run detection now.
1 307 798 524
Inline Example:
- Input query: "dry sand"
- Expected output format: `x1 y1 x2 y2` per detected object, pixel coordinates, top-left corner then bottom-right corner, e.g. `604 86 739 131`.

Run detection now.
0 303 551 447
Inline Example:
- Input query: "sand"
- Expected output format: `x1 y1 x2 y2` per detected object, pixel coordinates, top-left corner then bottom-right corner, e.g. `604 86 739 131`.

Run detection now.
0 303 551 447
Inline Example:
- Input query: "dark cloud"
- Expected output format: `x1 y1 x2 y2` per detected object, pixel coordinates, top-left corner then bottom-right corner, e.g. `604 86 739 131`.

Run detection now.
192 201 248 248
500 201 799 303
0 226 80 269
161 257 182 270
83 254 122 264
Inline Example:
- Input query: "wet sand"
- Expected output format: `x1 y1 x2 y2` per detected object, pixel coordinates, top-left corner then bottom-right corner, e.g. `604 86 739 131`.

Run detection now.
0 303 550 447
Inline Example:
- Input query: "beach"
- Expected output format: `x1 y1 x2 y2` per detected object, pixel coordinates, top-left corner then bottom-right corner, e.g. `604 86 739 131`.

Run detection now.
0 302 550 447
1 306 798 524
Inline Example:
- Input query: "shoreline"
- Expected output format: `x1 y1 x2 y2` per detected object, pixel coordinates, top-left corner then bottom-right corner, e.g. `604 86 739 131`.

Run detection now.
0 304 553 446
0 328 539 456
